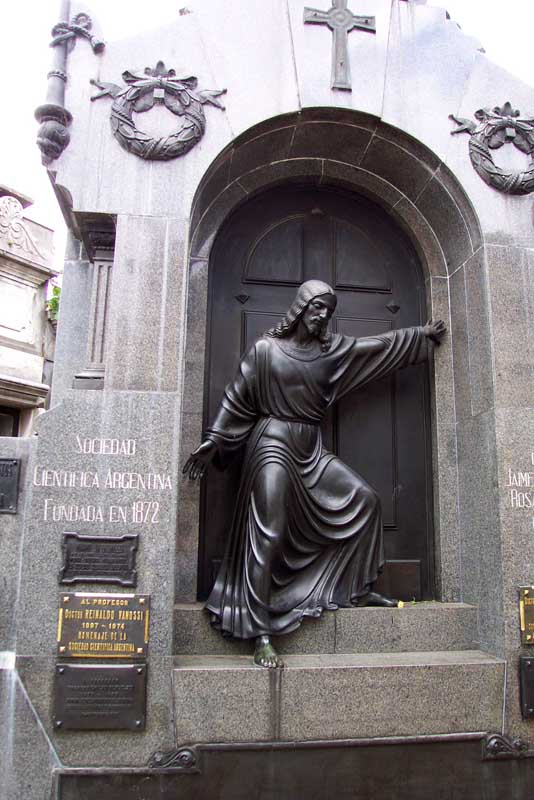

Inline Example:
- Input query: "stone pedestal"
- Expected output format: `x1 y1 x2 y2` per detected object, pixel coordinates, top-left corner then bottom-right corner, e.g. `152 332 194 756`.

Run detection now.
172 650 505 744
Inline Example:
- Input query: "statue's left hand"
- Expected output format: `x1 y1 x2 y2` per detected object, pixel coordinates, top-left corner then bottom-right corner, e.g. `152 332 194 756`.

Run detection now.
423 318 446 346
182 439 217 481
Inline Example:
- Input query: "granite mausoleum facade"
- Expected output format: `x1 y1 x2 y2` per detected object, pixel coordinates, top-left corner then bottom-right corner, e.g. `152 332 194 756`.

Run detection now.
3 1 534 797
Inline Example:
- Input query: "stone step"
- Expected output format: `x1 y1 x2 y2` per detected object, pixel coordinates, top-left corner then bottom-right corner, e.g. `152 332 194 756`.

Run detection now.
173 601 479 655
172 650 505 744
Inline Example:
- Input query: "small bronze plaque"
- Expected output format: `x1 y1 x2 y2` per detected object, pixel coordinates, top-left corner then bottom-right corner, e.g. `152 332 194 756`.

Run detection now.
53 662 147 730
520 656 534 719
519 586 534 645
57 592 150 659
0 458 20 514
60 532 139 586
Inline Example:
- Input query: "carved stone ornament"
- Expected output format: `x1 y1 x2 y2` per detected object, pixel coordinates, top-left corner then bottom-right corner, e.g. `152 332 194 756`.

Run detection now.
450 101 534 195
35 12 105 166
50 12 105 54
0 196 44 259
482 732 529 760
304 0 375 91
90 61 226 161
148 747 199 771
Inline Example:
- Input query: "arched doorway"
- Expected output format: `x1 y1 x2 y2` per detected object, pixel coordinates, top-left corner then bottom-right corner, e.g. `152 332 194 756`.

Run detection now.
198 183 433 601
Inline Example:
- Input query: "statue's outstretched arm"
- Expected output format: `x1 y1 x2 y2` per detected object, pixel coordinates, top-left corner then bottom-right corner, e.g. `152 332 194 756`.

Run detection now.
422 318 446 346
182 439 218 481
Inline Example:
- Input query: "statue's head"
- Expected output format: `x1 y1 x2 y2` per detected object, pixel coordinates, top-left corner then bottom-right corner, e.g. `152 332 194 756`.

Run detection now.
266 280 337 351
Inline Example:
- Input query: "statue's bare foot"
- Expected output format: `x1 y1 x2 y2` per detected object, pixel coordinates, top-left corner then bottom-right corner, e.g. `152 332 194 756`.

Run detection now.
354 591 398 608
254 635 284 668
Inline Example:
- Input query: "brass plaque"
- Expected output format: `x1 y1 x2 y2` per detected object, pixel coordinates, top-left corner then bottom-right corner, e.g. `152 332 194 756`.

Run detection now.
57 592 150 658
53 662 147 730
519 586 534 645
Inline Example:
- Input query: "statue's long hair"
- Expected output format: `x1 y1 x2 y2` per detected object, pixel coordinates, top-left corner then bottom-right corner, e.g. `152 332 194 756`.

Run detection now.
265 280 336 352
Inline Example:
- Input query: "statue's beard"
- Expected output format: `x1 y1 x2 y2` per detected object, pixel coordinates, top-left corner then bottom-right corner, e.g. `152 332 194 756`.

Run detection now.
265 308 333 352
307 319 328 337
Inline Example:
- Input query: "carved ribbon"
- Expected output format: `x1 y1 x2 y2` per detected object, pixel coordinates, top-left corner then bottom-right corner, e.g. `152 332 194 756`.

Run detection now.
91 61 226 162
450 102 534 195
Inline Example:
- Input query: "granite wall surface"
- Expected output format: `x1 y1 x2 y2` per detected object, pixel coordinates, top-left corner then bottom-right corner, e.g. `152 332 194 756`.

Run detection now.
5 1 534 790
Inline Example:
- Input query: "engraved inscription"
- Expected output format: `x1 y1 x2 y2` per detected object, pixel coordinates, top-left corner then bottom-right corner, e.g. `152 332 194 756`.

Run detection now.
505 452 534 529
53 663 147 730
75 436 136 455
36 435 172 525
60 532 139 586
57 593 150 658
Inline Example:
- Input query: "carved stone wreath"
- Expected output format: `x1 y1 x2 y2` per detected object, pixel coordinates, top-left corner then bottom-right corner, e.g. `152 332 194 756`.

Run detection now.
450 101 534 195
91 61 226 161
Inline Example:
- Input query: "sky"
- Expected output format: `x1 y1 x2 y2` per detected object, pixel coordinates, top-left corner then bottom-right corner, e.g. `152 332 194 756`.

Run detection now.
1 0 533 272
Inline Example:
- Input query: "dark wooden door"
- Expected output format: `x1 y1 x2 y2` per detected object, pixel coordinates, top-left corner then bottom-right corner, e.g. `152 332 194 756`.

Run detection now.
199 185 433 601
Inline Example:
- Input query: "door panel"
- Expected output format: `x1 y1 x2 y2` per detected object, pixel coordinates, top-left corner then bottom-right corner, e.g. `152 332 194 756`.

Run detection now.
199 185 433 600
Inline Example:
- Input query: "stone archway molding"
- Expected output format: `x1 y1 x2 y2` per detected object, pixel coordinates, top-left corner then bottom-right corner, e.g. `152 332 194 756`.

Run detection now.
178 108 485 607
189 107 482 281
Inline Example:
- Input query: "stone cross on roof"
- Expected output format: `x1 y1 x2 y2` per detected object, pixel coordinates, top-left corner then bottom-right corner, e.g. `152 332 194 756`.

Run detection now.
304 0 376 91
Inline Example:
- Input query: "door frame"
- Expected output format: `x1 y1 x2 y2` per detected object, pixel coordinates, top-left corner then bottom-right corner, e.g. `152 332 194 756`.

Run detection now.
197 183 435 601
176 108 485 607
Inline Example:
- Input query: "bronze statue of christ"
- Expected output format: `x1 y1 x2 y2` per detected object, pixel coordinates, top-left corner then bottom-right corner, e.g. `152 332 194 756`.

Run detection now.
184 280 445 668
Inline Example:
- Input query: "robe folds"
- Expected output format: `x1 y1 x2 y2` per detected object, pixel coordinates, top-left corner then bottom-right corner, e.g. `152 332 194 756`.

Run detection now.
205 327 429 639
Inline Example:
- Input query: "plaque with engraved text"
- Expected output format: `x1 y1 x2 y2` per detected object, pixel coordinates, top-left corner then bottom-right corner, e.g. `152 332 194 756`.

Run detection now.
60 532 139 586
57 593 150 658
53 662 147 730
0 458 20 514
519 586 534 645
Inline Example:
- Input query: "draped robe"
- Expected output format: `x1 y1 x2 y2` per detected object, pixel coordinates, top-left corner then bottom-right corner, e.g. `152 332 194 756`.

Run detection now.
205 327 429 639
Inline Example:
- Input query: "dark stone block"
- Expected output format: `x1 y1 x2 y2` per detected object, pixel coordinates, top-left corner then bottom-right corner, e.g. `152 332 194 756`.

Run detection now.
232 112 300 142
321 160 403 209
229 128 295 181
375 121 442 172
190 154 232 236
237 159 324 195
415 175 473 271
435 164 483 253
360 135 434 202
290 122 373 165
300 107 378 128
190 183 248 259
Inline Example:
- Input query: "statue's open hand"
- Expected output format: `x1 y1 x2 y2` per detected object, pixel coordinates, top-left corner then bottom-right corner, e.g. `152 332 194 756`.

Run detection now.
423 318 446 346
182 439 217 481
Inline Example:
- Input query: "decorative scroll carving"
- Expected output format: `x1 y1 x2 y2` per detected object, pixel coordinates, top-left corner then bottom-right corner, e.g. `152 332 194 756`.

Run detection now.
304 0 376 91
482 732 529 760
0 196 44 259
90 60 226 161
450 101 534 195
149 747 199 772
35 4 105 166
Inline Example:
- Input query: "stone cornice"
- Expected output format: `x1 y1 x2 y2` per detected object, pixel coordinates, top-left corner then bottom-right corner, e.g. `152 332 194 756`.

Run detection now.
0 373 49 408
